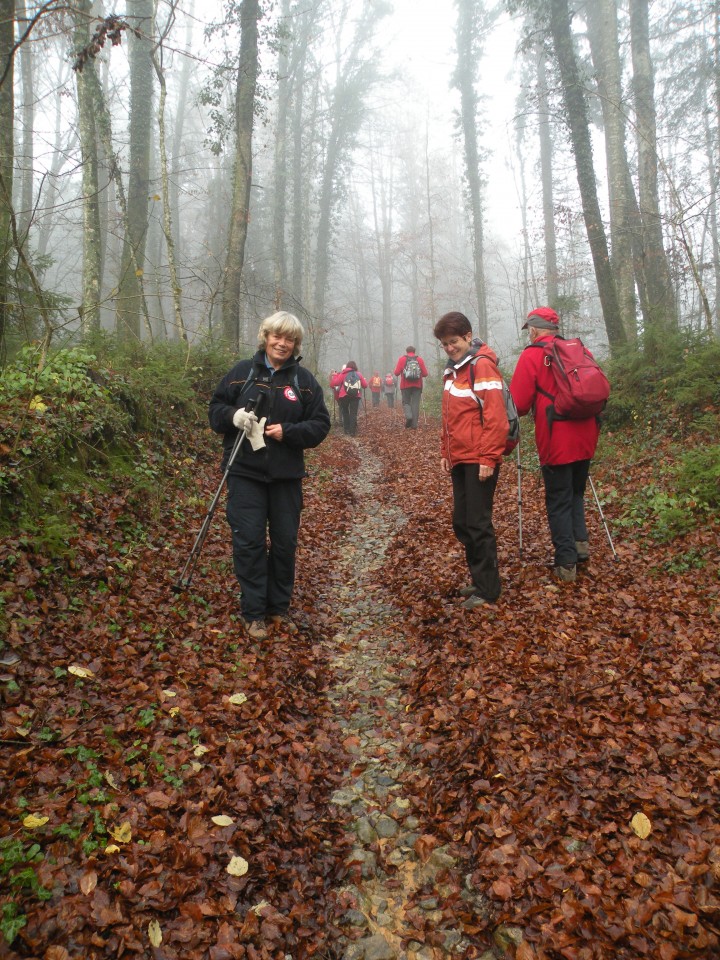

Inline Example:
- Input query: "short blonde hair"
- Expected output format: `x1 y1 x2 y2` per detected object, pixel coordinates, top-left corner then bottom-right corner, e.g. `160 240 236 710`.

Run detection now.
257 311 304 355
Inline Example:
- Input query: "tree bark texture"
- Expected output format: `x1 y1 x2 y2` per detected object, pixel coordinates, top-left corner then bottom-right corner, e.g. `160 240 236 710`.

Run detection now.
537 51 558 306
454 0 487 340
15 0 33 242
116 0 155 342
549 0 626 349
629 0 678 348
585 0 638 341
73 0 102 334
0 0 14 356
222 0 260 350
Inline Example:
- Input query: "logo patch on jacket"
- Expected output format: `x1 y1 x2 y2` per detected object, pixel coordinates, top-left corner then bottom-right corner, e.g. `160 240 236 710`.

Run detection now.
284 386 299 402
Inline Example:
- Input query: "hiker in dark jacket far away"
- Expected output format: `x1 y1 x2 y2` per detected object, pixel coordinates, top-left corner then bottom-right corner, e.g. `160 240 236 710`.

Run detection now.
331 361 368 436
208 312 330 642
509 307 601 583
434 311 508 612
394 345 429 428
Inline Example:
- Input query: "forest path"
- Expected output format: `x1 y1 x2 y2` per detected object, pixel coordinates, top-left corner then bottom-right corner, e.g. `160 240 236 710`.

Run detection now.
319 432 491 960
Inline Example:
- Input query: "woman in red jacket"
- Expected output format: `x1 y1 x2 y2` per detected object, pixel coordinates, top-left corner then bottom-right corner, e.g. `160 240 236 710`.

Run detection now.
434 311 509 610
509 307 600 582
330 361 368 436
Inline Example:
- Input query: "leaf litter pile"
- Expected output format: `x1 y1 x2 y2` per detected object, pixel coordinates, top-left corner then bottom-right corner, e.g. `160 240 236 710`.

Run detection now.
1 406 719 959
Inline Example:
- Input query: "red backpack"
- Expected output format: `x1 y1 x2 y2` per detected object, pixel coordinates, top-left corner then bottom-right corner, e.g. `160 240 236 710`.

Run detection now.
533 336 610 420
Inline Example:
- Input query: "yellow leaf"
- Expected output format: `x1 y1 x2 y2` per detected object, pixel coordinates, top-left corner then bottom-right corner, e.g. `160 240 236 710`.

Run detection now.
68 664 94 679
169 707 180 717
228 692 248 706
226 855 249 877
193 745 209 757
161 689 177 699
148 919 163 947
104 771 119 790
110 822 132 843
631 812 652 839
23 814 49 829
29 395 47 413
135 268 144 277
211 815 234 827
104 844 120 855
151 194 161 201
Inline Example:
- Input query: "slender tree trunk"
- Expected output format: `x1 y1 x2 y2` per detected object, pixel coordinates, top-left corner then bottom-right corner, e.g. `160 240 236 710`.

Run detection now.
454 0 488 339
222 0 260 350
537 50 558 305
549 0 626 349
0 0 14 357
629 0 677 352
116 0 155 342
169 0 194 258
272 0 291 306
73 0 102 334
15 0 33 243
153 46 186 341
585 0 637 340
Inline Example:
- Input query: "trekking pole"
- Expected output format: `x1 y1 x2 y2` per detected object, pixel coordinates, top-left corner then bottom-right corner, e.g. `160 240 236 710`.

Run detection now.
588 474 618 561
172 413 254 593
516 438 523 558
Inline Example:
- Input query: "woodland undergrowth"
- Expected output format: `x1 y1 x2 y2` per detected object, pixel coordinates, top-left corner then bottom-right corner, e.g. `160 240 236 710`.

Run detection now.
0 340 718 959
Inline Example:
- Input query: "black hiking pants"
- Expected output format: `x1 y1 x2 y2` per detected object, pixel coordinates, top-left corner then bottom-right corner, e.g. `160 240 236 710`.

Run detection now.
226 475 303 621
541 459 591 567
451 463 501 602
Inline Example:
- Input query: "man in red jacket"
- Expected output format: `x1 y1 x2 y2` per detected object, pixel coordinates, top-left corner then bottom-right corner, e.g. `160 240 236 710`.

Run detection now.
509 307 600 583
394 346 429 428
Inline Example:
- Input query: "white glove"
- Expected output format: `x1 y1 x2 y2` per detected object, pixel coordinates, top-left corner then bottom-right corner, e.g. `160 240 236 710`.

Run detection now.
233 408 257 432
247 416 267 451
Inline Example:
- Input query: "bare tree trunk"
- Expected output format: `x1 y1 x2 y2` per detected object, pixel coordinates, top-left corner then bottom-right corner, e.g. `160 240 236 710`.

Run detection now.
73 0 102 334
549 0 626 349
169 0 194 259
15 0 33 244
152 41 186 341
368 140 394 372
454 0 488 339
116 0 155 342
221 0 260 350
629 0 677 352
537 50 558 305
585 0 637 340
0 0 14 357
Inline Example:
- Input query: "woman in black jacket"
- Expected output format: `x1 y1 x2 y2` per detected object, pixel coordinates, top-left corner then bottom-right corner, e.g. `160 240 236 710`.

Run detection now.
208 312 330 641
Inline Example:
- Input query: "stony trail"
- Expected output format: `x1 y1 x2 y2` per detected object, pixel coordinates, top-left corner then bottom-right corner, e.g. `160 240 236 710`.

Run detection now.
318 435 496 960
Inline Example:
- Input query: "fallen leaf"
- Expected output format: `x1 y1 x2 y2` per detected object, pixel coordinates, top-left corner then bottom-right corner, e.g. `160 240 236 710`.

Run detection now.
631 812 652 839
79 871 98 895
148 919 163 947
68 664 94 679
228 692 248 706
109 822 132 843
212 815 235 827
23 814 49 829
227 855 249 877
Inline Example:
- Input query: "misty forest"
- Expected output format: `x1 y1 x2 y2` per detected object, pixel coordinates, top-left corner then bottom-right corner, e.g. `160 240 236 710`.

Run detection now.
1 1 719 959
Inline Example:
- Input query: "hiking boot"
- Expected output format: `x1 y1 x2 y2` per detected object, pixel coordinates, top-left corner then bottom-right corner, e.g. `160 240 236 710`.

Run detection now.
458 584 477 598
554 564 577 583
268 614 298 635
461 594 488 611
575 540 590 562
241 618 268 641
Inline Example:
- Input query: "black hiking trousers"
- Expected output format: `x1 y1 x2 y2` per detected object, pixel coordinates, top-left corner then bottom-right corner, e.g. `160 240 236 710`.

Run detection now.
451 463 501 602
541 459 591 567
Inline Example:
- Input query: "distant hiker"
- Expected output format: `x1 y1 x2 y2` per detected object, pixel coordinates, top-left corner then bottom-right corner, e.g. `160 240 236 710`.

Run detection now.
434 311 508 611
369 371 383 407
394 345 429 428
209 312 330 641
331 361 368 436
383 373 396 408
509 306 602 583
